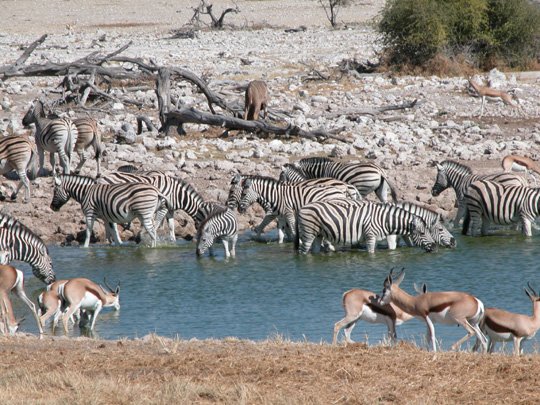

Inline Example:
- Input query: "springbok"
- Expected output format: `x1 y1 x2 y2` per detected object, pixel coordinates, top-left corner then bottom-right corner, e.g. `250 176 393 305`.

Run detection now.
243 80 268 121
473 283 540 356
502 155 540 186
59 278 120 333
378 268 487 352
333 283 427 345
468 78 519 118
0 264 43 336
37 279 72 330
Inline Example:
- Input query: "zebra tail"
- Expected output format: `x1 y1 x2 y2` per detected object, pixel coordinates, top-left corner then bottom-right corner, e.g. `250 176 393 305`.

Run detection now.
66 121 75 168
94 126 103 160
294 213 300 251
385 176 398 202
28 148 38 180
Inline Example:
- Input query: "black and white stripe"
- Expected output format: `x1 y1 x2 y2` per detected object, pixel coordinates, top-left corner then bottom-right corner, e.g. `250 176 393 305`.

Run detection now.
463 180 540 236
0 135 38 203
431 160 527 226
22 100 78 175
238 175 359 240
196 207 238 257
73 117 103 177
295 199 437 254
292 157 398 202
51 174 169 247
0 213 55 284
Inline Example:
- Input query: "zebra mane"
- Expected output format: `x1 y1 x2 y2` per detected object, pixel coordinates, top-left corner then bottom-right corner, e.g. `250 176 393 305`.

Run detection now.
60 173 96 182
0 212 48 253
243 175 279 184
299 157 334 164
441 160 473 175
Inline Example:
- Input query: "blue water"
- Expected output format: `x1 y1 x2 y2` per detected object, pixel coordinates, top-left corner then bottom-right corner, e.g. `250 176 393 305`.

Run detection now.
12 229 540 353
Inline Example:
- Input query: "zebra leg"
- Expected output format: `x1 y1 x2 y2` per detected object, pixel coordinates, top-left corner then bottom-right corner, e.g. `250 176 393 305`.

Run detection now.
453 202 467 228
38 147 46 176
222 239 230 257
311 236 322 254
12 170 30 203
74 150 86 174
365 235 377 253
253 214 276 238
56 146 71 175
84 215 96 248
49 152 58 175
521 217 533 237
141 217 158 248
386 235 397 250
480 216 490 236
107 222 123 246
375 181 389 202
230 234 238 258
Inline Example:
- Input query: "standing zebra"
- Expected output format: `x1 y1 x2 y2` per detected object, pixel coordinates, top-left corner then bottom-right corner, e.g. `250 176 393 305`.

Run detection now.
238 175 359 241
22 100 78 176
51 174 169 247
279 163 307 183
0 213 55 284
291 157 398 202
196 207 238 258
73 117 103 177
0 135 38 203
295 199 437 254
98 171 212 240
431 160 527 227
392 201 455 248
463 180 540 237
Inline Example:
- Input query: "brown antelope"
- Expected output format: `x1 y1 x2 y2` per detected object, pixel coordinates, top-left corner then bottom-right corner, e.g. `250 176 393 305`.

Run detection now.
37 279 72 330
0 264 43 336
502 155 540 186
468 78 518 118
59 278 120 333
243 80 268 121
378 268 487 352
333 283 427 345
473 283 540 356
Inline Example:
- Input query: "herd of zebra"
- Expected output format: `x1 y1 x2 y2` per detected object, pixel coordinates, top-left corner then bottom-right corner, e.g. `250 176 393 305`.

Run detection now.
1 97 539 351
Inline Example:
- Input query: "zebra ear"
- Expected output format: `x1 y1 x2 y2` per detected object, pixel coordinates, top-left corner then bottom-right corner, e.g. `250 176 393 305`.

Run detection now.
230 174 242 185
53 173 61 186
243 179 252 188
435 163 443 171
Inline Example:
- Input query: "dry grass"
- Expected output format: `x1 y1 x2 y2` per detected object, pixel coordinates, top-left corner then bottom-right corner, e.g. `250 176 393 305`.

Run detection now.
1 335 539 404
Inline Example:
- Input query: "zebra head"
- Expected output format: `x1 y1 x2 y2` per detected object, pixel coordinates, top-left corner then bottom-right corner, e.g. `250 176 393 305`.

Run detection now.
226 174 243 210
428 214 456 248
50 174 71 211
408 216 437 253
22 100 45 127
431 163 449 197
238 178 258 214
35 247 55 285
195 226 215 257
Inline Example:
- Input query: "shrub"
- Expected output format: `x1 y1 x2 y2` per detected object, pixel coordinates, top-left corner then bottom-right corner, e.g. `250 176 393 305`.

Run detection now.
378 0 540 71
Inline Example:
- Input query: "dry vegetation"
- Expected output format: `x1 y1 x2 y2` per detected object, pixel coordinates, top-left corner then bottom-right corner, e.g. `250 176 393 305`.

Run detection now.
0 335 538 404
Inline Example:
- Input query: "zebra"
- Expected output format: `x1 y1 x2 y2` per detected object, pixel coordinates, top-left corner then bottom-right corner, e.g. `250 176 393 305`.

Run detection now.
0 213 55 284
292 157 398 202
279 163 307 183
431 160 528 227
22 100 78 176
392 201 456 248
196 206 238 258
50 174 169 247
462 180 540 237
0 135 38 203
238 175 359 241
98 171 212 240
295 199 437 254
73 117 103 177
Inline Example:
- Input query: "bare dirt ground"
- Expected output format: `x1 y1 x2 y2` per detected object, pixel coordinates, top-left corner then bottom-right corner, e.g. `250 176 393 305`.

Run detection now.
1 1 540 403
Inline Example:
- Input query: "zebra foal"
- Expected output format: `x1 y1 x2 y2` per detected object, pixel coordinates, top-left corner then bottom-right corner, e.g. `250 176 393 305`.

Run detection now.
295 199 437 254
0 135 38 203
463 180 540 237
431 160 527 227
73 117 103 177
22 100 77 176
51 174 169 247
196 207 238 258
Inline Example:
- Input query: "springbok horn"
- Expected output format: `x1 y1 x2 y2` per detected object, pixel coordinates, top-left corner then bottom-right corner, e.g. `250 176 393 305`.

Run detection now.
527 282 538 297
103 277 115 293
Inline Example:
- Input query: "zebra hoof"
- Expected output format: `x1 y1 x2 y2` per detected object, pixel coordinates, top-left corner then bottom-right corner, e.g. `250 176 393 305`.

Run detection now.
10 193 17 201
0 194 5 202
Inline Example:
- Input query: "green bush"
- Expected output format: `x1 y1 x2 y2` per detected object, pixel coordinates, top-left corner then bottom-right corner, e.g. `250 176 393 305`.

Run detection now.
378 0 540 70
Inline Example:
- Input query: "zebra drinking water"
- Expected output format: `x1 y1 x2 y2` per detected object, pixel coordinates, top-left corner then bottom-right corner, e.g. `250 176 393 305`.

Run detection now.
73 117 103 177
431 160 527 227
196 207 238 258
50 174 169 247
295 199 437 254
0 213 55 284
0 135 38 203
463 180 540 237
291 157 398 202
22 100 77 176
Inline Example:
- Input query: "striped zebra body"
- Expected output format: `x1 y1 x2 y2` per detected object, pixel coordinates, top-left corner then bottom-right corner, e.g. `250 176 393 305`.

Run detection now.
0 135 38 203
0 213 55 284
238 175 357 241
73 117 103 177
196 207 238 257
295 199 437 254
98 171 208 240
431 160 527 226
463 180 540 236
22 100 78 175
51 174 168 247
293 157 398 202
279 164 307 182
393 201 455 248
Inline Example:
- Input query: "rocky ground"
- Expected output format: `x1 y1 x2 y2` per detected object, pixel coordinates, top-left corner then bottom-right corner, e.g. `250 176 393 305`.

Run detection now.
1 1 538 245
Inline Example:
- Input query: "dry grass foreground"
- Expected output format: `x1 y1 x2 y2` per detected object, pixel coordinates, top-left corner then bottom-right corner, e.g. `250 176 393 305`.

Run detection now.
0 336 538 404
